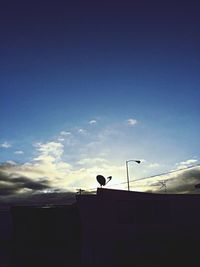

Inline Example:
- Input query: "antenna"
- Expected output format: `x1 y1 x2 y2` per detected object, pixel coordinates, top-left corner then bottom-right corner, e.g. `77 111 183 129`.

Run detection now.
157 180 167 193
76 189 85 195
152 180 168 193
106 176 112 184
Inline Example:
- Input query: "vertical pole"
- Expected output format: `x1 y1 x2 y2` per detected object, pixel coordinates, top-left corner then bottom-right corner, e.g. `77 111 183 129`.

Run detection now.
126 161 130 191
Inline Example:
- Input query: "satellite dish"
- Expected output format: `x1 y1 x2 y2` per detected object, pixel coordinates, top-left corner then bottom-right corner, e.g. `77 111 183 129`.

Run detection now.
96 175 106 187
96 175 112 187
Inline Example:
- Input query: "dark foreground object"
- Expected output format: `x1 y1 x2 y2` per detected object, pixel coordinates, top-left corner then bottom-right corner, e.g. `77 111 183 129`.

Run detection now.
10 204 81 267
8 189 200 267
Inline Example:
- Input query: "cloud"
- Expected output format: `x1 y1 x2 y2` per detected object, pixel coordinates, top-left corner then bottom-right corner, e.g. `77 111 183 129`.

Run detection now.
89 120 97 125
0 169 50 197
33 141 64 163
0 118 199 205
166 166 200 193
28 142 72 184
57 137 65 142
78 157 108 166
60 131 71 136
175 159 198 169
180 159 198 165
0 166 75 205
13 177 49 191
0 141 73 194
0 140 75 204
14 150 24 154
0 139 127 197
78 128 87 134
6 160 17 165
133 165 200 194
57 131 76 146
66 162 125 190
126 118 138 126
1 151 200 206
147 163 160 168
0 142 11 148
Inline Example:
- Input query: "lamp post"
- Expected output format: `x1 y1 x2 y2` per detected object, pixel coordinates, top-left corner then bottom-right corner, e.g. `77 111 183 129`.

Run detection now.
126 160 141 191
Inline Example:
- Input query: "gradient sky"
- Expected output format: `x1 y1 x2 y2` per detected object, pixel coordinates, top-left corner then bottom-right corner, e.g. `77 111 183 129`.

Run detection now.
1 1 200 201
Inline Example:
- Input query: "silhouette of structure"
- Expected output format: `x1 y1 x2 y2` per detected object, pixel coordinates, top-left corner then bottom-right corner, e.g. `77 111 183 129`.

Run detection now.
76 188 200 266
10 188 200 267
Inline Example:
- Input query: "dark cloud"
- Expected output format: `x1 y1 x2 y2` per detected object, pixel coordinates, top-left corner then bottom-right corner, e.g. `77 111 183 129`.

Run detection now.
13 177 49 190
0 170 11 182
0 184 19 196
147 166 200 194
0 170 20 196
168 167 200 193
0 163 76 206
0 166 50 198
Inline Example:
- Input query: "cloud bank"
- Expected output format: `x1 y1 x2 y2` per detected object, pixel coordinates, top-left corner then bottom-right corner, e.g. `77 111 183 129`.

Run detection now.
0 118 200 205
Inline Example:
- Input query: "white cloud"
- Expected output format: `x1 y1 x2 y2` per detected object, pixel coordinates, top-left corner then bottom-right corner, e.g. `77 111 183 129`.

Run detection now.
147 163 160 168
66 162 126 189
89 120 97 125
0 141 11 148
177 159 198 166
57 131 75 146
57 137 65 142
126 118 138 126
1 141 73 191
14 150 24 154
78 128 87 134
175 159 198 169
78 157 108 166
6 160 17 165
33 141 64 163
60 131 71 136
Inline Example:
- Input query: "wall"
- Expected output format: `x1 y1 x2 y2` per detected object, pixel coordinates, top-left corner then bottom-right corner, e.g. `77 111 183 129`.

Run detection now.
77 188 200 266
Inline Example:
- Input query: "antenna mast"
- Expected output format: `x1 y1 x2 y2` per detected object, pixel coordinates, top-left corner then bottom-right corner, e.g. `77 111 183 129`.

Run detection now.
157 180 167 193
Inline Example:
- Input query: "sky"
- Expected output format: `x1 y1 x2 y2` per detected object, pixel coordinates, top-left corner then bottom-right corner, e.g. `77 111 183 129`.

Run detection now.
1 1 200 204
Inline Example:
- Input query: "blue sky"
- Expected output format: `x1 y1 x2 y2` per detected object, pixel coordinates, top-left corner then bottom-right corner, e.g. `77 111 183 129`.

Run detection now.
0 1 200 201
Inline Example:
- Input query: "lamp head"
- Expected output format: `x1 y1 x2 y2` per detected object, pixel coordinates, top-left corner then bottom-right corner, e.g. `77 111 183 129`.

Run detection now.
135 160 141 164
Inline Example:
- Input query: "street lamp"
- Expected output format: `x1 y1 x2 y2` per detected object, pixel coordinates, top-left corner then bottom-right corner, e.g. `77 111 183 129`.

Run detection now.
126 159 141 191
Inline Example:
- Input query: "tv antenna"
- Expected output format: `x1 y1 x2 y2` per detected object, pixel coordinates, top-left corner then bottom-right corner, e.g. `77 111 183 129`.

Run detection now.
96 175 112 188
157 180 167 193
76 189 85 195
